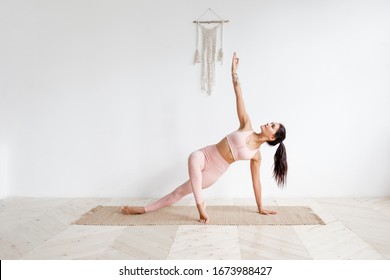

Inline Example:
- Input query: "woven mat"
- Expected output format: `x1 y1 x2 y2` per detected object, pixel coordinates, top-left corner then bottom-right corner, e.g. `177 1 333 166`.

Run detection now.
72 206 325 226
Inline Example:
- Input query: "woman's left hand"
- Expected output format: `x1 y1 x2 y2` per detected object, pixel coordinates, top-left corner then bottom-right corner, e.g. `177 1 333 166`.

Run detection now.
258 208 278 215
232 52 239 73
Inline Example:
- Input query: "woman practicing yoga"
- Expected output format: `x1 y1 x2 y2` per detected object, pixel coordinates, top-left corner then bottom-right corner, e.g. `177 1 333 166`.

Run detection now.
122 52 288 223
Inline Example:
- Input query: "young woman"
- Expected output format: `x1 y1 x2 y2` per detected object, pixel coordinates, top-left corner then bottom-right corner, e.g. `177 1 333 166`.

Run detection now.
122 52 287 223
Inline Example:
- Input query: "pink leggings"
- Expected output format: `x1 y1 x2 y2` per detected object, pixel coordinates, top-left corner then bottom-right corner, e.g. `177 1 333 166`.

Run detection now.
144 145 230 212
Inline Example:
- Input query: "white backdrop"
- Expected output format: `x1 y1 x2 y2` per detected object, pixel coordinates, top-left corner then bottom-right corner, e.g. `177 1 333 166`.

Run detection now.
1 0 389 199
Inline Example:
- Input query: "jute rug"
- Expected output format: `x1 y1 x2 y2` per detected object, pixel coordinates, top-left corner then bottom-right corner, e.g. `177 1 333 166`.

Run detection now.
73 206 325 226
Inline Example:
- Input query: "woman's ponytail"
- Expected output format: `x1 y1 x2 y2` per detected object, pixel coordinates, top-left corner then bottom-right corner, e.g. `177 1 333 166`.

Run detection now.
273 142 288 187
267 123 288 187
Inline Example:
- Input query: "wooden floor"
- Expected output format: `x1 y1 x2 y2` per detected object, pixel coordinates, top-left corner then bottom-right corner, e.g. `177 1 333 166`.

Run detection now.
0 197 389 260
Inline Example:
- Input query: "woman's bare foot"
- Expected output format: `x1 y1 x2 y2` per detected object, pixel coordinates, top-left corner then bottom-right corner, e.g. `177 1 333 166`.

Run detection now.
121 206 145 215
196 201 209 224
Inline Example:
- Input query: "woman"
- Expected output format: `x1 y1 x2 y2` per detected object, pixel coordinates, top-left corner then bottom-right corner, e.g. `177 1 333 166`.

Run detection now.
122 52 288 223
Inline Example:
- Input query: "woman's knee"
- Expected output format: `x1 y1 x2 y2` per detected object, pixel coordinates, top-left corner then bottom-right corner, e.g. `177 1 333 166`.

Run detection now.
188 150 201 163
188 150 205 170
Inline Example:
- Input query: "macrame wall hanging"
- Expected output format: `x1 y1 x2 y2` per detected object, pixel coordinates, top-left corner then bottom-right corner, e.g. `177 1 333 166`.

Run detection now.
193 8 229 95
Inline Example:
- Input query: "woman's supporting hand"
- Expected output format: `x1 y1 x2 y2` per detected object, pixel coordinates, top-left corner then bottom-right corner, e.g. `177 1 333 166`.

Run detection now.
232 52 239 74
258 208 278 215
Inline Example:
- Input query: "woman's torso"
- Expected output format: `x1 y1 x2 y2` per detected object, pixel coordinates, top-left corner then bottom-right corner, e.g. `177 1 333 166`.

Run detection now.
216 130 260 163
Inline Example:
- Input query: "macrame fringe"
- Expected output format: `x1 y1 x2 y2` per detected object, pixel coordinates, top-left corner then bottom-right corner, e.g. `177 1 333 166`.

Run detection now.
217 48 224 65
194 49 201 64
194 22 201 65
218 22 224 65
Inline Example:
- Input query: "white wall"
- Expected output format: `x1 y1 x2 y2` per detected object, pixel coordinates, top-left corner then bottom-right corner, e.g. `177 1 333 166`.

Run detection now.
0 146 7 198
0 0 389 199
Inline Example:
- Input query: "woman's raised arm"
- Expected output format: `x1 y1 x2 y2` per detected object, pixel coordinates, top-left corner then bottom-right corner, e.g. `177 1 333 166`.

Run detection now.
231 52 251 130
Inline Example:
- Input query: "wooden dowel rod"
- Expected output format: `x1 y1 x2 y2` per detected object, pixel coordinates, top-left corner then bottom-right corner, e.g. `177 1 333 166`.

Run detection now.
193 20 229 24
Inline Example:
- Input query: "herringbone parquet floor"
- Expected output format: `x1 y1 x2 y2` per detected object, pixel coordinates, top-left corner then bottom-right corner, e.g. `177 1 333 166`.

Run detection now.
0 197 389 260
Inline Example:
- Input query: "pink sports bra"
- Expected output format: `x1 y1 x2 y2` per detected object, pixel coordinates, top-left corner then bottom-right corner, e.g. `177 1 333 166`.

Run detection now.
226 130 260 161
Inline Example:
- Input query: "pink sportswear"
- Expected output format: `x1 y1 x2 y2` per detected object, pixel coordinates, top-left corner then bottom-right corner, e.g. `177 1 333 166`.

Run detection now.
144 130 258 213
226 130 259 161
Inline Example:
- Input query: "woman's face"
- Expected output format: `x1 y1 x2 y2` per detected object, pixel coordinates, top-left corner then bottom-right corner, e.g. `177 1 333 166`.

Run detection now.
260 122 280 140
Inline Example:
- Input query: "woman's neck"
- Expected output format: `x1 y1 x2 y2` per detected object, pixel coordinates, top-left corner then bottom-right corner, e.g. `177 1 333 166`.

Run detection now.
254 131 269 146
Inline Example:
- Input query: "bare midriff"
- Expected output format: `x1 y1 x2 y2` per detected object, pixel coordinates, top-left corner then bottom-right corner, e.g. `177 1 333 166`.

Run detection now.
216 137 235 164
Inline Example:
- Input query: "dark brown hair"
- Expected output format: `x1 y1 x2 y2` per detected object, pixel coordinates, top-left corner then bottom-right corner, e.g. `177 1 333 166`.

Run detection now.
267 124 288 187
